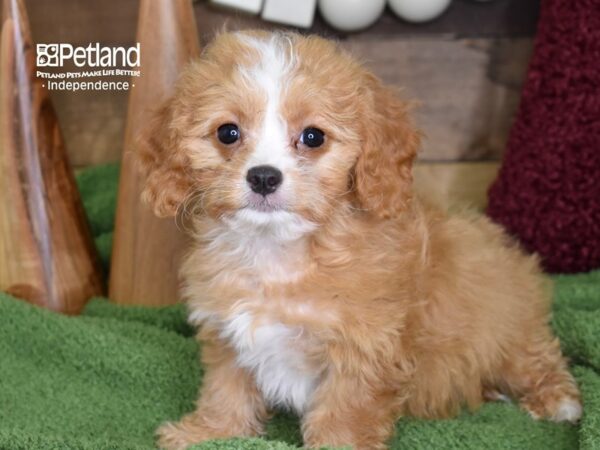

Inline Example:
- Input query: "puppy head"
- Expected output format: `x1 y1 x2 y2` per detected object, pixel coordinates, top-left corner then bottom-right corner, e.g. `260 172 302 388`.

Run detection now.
138 31 420 235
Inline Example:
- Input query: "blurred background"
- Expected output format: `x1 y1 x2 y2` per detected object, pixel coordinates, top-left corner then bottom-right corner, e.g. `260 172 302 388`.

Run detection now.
26 0 540 207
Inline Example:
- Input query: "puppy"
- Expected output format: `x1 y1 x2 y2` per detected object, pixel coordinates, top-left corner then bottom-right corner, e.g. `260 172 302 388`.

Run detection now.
138 31 581 450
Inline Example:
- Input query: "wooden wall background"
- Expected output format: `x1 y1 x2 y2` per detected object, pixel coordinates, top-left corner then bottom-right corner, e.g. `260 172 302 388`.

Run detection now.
25 0 539 168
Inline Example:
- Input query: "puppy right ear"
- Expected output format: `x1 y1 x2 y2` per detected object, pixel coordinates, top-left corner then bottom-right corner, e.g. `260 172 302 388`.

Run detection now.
136 99 195 218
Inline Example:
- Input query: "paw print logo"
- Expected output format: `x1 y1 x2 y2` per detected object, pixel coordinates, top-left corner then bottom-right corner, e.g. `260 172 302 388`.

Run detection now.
36 44 59 67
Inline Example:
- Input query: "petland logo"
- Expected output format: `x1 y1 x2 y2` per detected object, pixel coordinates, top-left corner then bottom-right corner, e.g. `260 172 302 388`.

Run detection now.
36 43 141 91
37 43 140 67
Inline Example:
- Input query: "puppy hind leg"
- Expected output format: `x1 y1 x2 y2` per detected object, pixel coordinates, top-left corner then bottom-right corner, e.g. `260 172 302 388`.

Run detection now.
497 329 581 423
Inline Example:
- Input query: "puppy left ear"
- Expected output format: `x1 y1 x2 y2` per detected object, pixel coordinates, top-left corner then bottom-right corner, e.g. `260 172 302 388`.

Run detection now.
354 75 421 219
136 98 195 218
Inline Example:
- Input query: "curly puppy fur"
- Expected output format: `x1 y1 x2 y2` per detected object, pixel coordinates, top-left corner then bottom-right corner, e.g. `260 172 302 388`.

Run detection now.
137 31 581 450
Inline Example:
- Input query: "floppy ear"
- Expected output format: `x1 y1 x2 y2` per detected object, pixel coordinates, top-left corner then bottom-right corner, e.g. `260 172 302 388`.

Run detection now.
354 75 421 220
136 99 195 218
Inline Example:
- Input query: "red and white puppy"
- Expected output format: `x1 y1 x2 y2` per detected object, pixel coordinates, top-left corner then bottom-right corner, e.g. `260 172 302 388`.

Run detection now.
138 31 581 450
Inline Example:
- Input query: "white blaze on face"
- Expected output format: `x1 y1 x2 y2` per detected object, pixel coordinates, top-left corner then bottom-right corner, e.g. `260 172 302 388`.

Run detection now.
238 34 297 177
228 34 315 240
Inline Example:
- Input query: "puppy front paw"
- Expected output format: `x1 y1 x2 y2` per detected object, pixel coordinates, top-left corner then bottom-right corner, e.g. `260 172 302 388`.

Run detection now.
156 418 214 450
521 395 582 424
552 397 583 423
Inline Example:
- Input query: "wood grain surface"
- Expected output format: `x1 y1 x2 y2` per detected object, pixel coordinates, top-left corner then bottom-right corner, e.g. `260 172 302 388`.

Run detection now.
0 0 103 314
108 0 199 306
23 0 537 167
413 161 499 211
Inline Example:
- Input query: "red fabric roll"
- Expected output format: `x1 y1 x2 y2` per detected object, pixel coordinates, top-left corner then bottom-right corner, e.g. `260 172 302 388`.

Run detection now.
487 0 600 273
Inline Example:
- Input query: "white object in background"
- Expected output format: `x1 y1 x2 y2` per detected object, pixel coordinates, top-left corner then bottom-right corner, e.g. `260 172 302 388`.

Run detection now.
388 0 452 23
318 0 386 32
261 0 318 28
209 0 264 15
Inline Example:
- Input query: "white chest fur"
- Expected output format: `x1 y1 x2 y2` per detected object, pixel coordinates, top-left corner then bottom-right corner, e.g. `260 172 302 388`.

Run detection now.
220 311 318 413
188 213 321 412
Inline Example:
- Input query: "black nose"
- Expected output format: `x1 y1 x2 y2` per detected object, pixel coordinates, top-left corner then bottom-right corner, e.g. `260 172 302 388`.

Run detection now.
246 165 283 196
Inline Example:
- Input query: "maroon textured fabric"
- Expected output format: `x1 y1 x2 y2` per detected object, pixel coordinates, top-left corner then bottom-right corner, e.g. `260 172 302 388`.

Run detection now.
487 0 600 273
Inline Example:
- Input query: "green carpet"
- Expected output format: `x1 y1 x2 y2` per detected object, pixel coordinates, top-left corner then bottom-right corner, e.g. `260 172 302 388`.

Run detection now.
0 163 598 450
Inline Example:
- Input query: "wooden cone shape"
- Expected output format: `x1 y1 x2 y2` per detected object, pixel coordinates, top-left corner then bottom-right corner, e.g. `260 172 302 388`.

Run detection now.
0 0 104 314
109 0 200 306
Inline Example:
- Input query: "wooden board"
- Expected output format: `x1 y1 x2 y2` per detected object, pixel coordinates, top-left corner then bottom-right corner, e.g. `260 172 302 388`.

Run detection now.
413 161 499 211
345 37 532 161
23 0 536 166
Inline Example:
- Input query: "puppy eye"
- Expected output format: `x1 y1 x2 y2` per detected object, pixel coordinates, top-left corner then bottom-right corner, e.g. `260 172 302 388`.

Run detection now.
300 127 325 148
217 123 240 144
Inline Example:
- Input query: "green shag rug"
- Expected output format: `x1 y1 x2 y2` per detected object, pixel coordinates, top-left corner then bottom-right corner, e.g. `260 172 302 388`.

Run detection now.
1 163 599 450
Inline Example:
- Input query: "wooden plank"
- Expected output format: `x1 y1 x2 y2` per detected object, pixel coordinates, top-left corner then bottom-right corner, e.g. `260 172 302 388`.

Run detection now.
47 85 127 167
343 37 532 161
22 1 535 166
25 0 137 45
26 0 540 45
50 34 531 166
413 161 500 210
25 0 137 167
